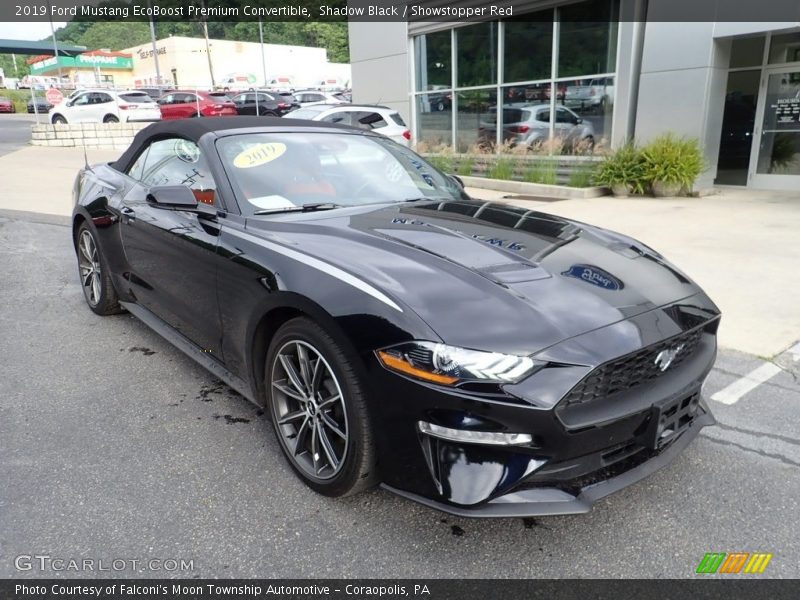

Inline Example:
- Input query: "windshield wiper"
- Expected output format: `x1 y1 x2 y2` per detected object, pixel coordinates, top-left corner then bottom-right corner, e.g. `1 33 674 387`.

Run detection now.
253 202 342 215
398 196 452 203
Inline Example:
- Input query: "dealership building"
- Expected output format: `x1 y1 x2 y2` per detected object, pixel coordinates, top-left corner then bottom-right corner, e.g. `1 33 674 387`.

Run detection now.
349 0 800 190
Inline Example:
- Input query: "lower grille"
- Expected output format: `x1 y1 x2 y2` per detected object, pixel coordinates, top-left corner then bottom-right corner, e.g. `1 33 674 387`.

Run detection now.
564 327 704 405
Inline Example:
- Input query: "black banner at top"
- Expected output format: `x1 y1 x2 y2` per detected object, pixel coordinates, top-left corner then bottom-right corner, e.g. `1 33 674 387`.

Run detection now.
2 0 800 23
2 579 800 600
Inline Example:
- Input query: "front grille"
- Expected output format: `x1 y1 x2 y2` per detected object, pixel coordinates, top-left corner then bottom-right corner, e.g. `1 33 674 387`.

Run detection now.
564 327 704 405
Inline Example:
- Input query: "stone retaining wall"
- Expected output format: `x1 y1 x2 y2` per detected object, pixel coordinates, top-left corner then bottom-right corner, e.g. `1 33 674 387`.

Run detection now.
31 123 149 149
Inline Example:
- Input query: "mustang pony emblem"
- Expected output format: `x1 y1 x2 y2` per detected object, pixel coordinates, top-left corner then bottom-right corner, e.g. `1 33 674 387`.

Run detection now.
654 344 685 372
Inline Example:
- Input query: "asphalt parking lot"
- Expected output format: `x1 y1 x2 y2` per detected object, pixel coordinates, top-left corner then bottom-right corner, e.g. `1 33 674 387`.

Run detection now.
1 212 799 579
0 114 39 157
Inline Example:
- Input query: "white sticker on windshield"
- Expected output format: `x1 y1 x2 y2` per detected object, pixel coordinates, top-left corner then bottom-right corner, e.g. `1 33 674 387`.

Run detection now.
233 142 287 169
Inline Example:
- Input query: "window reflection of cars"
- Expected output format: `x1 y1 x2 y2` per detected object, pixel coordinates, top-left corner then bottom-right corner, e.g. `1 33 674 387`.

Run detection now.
564 77 614 113
479 104 595 150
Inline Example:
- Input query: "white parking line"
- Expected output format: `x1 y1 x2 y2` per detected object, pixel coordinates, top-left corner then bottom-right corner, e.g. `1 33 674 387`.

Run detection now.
790 342 800 362
711 362 783 405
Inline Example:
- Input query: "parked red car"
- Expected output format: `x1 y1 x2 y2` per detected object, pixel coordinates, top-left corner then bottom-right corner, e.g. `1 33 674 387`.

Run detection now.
0 96 16 113
156 90 237 120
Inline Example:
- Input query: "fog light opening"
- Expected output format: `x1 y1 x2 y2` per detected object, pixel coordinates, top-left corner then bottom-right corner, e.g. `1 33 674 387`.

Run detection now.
418 421 533 446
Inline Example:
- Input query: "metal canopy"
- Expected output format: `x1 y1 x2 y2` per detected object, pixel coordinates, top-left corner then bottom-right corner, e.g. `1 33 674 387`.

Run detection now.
0 39 87 56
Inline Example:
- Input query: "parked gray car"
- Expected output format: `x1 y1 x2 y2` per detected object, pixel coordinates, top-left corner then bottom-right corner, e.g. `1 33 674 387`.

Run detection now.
480 103 595 150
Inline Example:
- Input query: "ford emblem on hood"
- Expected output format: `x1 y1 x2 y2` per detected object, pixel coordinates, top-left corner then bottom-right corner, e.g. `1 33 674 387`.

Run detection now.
561 264 624 290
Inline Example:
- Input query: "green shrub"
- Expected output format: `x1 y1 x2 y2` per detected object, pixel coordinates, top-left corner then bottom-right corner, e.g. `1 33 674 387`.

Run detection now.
523 159 558 185
640 134 704 189
487 157 515 180
456 155 474 176
568 162 596 188
594 142 646 194
427 154 453 173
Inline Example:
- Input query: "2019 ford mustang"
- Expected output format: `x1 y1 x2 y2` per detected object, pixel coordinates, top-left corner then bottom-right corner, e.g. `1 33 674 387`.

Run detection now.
72 117 720 516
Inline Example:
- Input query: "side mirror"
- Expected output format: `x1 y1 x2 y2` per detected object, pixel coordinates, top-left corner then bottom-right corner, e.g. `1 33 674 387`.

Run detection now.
146 185 216 216
448 174 465 190
576 117 583 124
65 100 73 107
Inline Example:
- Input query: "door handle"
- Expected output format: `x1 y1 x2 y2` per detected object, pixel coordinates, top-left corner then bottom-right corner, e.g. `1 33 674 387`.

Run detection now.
120 206 136 222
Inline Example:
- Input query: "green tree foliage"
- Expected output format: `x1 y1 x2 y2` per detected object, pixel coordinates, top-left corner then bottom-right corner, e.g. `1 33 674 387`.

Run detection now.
49 20 349 62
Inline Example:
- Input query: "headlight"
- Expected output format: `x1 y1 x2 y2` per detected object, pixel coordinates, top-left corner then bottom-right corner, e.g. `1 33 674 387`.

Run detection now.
376 341 544 385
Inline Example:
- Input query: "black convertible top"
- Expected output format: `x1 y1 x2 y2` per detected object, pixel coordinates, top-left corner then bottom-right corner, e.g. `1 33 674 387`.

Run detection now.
112 116 355 173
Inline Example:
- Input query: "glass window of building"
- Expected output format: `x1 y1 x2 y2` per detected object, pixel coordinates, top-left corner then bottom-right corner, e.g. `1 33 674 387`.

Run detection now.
730 36 766 68
503 13 553 83
768 32 800 64
457 22 498 87
557 0 618 78
414 30 451 91
416 94 452 147
456 89 497 152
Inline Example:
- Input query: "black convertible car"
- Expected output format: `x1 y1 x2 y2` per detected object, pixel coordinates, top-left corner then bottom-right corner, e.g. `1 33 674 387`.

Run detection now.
72 117 720 516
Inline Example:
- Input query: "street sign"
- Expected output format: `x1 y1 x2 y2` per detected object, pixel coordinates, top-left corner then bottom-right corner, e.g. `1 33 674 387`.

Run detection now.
46 88 64 106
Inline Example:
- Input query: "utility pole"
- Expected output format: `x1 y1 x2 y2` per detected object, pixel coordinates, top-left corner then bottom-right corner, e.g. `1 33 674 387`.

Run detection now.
44 0 63 85
199 0 215 88
147 0 162 86
258 20 267 88
11 53 18 77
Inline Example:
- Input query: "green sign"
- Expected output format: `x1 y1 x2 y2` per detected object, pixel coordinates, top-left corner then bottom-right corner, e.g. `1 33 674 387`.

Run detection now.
75 54 133 69
30 54 132 75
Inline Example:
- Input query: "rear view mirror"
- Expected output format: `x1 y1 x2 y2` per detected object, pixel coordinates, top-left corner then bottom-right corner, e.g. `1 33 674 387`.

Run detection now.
147 185 198 208
448 174 465 189
146 186 217 217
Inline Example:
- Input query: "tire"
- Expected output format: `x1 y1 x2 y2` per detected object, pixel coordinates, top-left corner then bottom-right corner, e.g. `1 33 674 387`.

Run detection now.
76 223 123 316
52 114 66 124
436 101 444 112
103 115 119 123
266 317 377 497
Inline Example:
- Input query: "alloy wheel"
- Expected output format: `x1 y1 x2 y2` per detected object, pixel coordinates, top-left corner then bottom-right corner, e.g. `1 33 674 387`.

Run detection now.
78 230 102 307
271 340 349 480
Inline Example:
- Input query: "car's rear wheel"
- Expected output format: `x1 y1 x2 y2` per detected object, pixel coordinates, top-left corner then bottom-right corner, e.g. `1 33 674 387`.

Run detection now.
52 115 66 124
266 317 377 497
76 223 123 316
103 115 119 123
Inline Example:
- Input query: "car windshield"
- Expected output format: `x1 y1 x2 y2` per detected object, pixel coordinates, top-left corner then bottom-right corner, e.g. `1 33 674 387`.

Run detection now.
217 132 465 215
289 106 329 119
119 93 154 103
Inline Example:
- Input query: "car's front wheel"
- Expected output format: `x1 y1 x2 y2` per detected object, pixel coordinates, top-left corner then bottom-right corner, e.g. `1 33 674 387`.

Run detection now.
103 115 119 123
76 223 123 316
266 317 377 497
52 115 66 124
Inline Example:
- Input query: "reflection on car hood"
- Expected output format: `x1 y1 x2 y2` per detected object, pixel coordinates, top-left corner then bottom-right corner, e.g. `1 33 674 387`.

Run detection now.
246 199 704 355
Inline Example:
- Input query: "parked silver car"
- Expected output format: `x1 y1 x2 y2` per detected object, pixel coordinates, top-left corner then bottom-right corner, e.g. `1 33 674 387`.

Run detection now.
480 104 595 149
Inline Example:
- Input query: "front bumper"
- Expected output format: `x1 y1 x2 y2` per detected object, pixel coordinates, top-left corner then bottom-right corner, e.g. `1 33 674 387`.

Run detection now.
369 296 720 517
383 410 713 517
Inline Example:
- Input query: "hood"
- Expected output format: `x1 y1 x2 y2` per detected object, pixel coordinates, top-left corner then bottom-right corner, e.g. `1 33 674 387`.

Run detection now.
246 199 704 355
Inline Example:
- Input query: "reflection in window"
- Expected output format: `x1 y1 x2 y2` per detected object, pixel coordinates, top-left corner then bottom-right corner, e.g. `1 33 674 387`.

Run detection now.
415 30 451 91
504 14 553 83
558 0 619 78
416 94 452 147
456 89 497 152
730 36 765 69
768 32 800 65
457 22 498 87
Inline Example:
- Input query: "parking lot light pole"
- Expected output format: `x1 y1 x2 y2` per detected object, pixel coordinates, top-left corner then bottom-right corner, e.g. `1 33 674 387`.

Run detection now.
44 0 63 86
259 20 267 88
147 0 162 86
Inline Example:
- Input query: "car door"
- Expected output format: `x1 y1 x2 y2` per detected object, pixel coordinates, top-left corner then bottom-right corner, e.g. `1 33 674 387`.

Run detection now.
67 92 91 122
555 107 579 142
91 92 116 122
233 93 255 115
117 137 224 357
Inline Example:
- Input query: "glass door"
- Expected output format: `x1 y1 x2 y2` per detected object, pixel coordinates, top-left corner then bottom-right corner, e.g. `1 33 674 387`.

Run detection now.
750 68 800 189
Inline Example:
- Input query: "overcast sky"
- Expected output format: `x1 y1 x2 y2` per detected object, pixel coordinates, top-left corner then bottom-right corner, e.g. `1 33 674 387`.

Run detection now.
0 22 67 42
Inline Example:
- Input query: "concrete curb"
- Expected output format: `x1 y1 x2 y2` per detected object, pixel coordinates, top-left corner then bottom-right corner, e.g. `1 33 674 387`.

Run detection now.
31 122 147 149
460 175 608 199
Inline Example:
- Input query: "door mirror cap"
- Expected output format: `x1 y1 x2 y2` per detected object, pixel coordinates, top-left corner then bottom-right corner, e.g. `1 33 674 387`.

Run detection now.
576 117 583 124
448 174 465 190
146 186 217 218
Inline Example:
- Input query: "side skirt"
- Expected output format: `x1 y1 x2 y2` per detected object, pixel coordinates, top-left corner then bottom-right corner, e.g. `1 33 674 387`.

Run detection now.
120 301 258 406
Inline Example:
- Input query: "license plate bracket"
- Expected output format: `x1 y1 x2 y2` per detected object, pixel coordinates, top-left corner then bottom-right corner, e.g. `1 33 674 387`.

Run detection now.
648 391 701 450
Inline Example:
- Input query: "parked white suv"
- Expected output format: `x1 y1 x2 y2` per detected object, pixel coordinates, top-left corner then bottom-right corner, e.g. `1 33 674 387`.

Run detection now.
287 104 412 146
49 90 161 124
